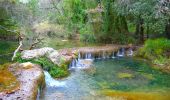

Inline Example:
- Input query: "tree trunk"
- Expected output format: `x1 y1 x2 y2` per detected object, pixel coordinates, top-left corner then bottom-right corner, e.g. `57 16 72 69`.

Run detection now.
146 24 149 39
121 16 129 34
135 19 140 39
135 16 144 43
139 18 144 43
165 19 170 39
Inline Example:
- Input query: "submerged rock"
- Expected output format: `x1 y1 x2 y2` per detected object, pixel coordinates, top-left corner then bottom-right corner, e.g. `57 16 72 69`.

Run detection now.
117 72 134 79
0 62 45 100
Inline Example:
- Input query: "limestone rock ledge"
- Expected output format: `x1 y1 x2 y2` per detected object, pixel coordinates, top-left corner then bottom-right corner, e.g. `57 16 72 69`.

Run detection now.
0 62 45 100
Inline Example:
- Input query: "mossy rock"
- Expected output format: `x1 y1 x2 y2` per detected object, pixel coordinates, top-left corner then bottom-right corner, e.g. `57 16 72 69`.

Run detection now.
15 53 69 78
0 64 20 93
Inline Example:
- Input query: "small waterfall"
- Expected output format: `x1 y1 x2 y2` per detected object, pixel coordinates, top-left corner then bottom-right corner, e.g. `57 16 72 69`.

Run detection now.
117 48 125 57
102 51 106 59
69 59 78 69
69 47 133 69
69 58 93 69
69 52 94 69
44 71 66 87
85 52 93 59
96 53 102 59
112 52 116 58
127 48 133 56
78 52 81 59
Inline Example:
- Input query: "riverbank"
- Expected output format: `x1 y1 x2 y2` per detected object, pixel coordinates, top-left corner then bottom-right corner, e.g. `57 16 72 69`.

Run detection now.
0 44 170 100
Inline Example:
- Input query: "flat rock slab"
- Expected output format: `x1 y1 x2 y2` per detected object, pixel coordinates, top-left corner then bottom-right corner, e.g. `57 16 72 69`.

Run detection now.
21 47 55 59
21 47 68 66
0 62 45 100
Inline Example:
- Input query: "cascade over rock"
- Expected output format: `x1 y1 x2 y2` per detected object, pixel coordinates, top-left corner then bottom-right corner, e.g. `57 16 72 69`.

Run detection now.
20 45 136 69
68 45 136 69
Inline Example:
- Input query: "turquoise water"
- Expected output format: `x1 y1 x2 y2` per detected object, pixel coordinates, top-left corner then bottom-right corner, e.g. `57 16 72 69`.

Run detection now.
40 58 170 100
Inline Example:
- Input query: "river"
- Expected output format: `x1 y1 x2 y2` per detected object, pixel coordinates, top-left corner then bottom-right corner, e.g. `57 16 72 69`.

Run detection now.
40 57 170 100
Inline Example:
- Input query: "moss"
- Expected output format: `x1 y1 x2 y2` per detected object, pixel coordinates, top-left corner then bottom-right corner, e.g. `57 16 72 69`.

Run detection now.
141 73 154 80
117 72 134 79
15 53 69 78
0 63 20 93
98 82 110 89
100 89 170 100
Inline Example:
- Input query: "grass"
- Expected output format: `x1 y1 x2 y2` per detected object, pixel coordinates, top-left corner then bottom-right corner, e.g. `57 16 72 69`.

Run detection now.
138 38 170 59
137 38 170 72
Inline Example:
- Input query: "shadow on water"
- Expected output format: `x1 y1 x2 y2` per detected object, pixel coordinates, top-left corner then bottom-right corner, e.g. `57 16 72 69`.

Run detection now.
40 57 170 100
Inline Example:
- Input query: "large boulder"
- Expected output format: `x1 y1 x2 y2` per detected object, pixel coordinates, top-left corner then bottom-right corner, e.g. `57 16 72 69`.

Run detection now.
47 50 64 66
21 47 67 66
21 47 55 59
0 62 45 100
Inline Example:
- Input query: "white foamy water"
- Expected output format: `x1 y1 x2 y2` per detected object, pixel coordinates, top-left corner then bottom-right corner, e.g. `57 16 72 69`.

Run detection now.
44 71 66 87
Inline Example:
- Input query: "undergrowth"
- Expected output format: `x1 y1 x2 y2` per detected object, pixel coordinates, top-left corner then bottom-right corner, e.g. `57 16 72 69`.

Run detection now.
138 38 170 66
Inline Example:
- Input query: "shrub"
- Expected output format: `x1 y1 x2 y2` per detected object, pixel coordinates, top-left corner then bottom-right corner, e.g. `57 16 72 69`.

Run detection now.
112 33 136 44
138 38 170 65
80 33 96 43
138 38 170 59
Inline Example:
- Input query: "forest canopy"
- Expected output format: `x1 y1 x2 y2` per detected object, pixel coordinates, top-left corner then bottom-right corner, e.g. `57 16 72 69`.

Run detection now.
0 0 169 44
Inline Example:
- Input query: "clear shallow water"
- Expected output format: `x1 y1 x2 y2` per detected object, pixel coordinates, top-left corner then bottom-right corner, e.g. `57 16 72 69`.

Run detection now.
40 58 170 100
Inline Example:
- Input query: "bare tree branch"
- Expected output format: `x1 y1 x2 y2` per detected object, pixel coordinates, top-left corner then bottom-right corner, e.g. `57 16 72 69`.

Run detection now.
29 33 44 50
12 33 23 61
12 40 22 61
29 38 44 50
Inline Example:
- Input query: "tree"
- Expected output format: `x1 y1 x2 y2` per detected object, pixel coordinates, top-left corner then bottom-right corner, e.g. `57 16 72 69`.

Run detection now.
156 0 170 39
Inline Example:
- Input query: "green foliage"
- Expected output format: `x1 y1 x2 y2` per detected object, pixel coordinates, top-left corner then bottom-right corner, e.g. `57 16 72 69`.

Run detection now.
0 8 18 36
0 41 18 64
0 41 17 54
80 33 96 43
138 38 170 65
27 0 39 15
63 0 88 29
112 33 135 44
139 38 170 57
80 26 96 43
15 53 69 78
153 56 170 66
